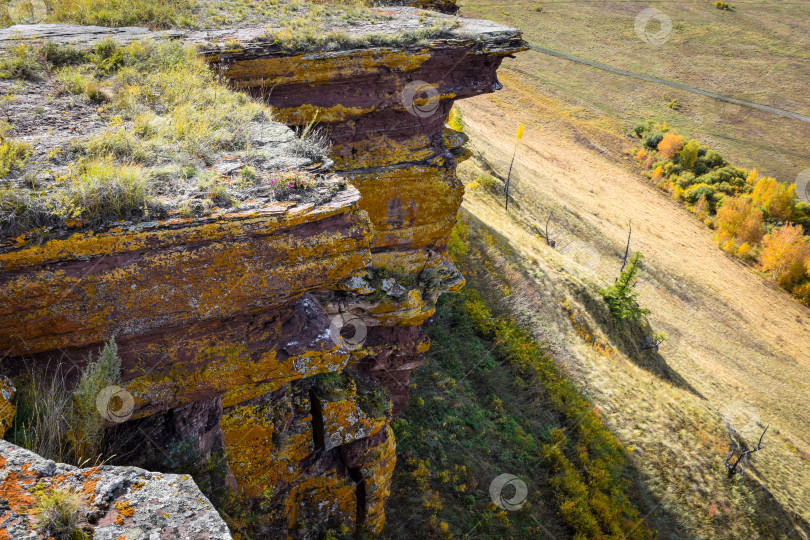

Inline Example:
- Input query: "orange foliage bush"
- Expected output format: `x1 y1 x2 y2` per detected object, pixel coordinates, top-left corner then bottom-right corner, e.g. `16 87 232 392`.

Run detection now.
758 223 810 287
694 194 709 219
657 133 684 160
716 197 765 246
751 176 796 221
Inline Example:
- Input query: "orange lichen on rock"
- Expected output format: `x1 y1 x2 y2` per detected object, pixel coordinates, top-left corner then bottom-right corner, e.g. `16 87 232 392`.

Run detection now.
0 188 371 357
284 472 357 534
0 469 36 513
114 500 135 518
0 440 231 537
0 376 15 439
220 387 314 498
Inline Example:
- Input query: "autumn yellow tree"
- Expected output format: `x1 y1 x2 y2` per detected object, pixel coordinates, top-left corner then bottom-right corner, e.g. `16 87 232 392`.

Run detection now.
447 106 464 132
751 176 796 221
758 223 810 287
678 139 700 169
716 196 765 246
657 133 684 160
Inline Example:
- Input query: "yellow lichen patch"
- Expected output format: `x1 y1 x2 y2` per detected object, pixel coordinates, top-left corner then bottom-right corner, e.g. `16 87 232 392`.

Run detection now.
1 200 372 357
368 288 434 326
370 249 431 276
354 425 397 535
284 473 356 534
316 395 387 450
220 395 314 498
343 160 464 250
331 133 437 171
0 195 350 271
211 48 431 90
124 334 349 419
0 376 15 439
114 500 134 518
272 103 376 126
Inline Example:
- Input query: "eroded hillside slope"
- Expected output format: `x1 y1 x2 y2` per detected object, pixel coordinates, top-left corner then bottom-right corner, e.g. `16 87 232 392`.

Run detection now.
451 88 810 538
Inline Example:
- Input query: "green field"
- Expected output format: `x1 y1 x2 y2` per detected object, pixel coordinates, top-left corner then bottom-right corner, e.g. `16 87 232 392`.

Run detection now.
459 0 810 186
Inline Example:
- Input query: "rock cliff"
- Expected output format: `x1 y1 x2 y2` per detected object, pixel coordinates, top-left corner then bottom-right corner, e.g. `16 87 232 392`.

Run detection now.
0 7 524 537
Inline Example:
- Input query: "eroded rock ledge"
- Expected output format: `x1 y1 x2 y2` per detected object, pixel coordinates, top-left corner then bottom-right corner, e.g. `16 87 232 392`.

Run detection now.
0 8 524 537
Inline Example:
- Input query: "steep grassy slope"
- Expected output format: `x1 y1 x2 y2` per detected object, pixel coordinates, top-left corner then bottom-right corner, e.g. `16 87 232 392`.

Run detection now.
459 0 810 186
384 283 655 539
434 88 810 537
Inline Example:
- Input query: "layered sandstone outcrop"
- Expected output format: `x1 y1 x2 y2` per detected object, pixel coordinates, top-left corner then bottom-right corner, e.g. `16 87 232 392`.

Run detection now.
0 8 524 536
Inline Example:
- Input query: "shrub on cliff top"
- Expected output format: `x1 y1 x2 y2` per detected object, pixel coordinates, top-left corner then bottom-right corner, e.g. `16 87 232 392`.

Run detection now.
34 488 88 540
8 339 122 466
0 41 88 79
0 123 31 178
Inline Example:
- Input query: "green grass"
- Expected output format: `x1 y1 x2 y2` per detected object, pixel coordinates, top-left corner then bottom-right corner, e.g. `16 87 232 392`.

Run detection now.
0 41 88 80
385 291 568 538
7 340 122 466
0 0 197 29
385 223 653 538
34 488 88 540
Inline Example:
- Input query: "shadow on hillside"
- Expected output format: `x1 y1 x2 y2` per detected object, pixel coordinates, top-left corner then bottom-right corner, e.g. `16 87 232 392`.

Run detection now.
456 211 810 539
570 280 706 400
461 210 705 400
743 467 810 539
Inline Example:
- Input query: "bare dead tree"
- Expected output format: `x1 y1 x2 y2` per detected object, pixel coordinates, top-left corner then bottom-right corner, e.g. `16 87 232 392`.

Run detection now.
620 220 633 273
725 424 768 478
505 126 524 212
640 332 667 351
505 159 514 212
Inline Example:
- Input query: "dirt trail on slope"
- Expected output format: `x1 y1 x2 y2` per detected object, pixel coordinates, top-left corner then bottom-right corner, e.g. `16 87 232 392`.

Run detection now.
456 83 810 530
